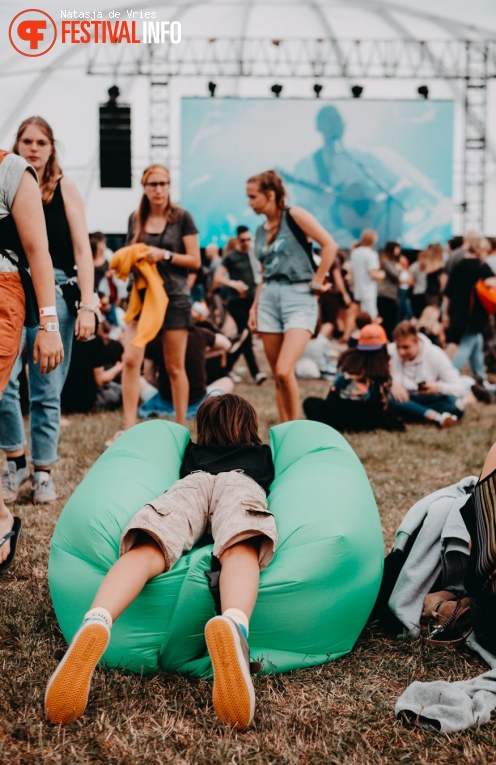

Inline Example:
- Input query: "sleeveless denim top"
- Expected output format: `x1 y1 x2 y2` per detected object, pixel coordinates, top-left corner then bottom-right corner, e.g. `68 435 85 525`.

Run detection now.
254 212 315 283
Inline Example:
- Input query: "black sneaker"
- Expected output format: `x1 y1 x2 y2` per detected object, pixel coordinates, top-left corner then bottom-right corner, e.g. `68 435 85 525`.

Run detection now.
472 383 493 404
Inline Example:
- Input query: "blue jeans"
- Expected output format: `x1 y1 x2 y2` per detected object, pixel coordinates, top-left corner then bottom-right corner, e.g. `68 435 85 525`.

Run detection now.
390 392 463 423
0 269 76 467
138 390 204 421
452 332 486 381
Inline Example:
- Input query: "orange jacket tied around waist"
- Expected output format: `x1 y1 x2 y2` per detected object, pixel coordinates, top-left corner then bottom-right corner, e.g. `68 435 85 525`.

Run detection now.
110 243 169 349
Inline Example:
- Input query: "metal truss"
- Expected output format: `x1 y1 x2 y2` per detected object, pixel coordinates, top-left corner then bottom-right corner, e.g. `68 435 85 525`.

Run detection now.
463 42 489 231
86 38 496 79
85 38 496 230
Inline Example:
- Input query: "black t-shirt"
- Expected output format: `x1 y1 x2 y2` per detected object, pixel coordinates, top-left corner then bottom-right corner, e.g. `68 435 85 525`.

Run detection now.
44 179 75 276
445 258 493 336
102 338 123 369
145 326 216 404
61 335 106 413
126 208 198 296
180 442 275 495
222 250 257 300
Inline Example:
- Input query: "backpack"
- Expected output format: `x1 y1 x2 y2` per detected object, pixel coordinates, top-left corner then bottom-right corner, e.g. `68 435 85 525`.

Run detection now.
0 151 39 327
475 279 496 315
372 477 477 640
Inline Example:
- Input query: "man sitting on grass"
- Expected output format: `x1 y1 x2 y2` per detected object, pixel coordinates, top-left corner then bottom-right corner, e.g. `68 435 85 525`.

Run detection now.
388 321 469 429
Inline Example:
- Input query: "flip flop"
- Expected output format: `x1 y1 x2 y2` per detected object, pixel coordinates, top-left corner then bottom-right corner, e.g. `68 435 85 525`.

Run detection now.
0 517 22 573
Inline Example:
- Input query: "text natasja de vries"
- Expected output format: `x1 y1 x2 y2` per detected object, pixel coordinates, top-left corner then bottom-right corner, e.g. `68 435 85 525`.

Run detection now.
59 10 181 44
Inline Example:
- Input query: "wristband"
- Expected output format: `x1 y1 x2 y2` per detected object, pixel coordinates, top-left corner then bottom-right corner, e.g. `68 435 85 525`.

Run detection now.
38 322 60 332
39 306 57 317
310 282 323 292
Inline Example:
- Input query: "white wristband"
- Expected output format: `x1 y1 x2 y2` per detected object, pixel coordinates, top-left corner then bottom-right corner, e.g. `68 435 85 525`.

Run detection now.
39 306 57 317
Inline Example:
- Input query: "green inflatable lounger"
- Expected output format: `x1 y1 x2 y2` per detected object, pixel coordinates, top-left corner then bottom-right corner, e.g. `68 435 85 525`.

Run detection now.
48 419 384 677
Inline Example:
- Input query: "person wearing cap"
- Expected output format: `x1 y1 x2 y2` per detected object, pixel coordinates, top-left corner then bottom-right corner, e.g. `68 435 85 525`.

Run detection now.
388 321 468 429
303 323 404 432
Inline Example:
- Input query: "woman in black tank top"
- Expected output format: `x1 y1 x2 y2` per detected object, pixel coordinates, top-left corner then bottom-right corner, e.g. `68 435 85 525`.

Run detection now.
0 117 95 505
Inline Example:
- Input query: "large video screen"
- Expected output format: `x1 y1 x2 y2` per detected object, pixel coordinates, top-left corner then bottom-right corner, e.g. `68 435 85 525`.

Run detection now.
180 98 454 250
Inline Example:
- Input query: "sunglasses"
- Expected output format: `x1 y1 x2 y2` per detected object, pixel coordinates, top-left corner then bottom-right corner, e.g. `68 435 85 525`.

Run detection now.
145 181 170 189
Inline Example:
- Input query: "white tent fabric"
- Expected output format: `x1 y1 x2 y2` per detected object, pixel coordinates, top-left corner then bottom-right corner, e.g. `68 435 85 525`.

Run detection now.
1 0 495 232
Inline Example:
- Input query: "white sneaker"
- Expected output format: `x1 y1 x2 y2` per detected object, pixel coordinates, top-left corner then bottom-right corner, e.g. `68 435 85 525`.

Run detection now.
32 471 57 503
436 413 458 429
1 461 31 504
228 371 242 383
254 372 267 385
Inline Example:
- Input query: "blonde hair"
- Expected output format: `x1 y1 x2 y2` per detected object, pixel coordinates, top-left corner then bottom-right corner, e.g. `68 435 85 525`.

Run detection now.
131 165 179 244
425 243 444 272
360 229 378 247
14 116 62 204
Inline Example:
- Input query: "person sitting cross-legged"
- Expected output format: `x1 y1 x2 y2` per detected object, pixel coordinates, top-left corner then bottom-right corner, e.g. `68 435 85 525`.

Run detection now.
388 321 469 429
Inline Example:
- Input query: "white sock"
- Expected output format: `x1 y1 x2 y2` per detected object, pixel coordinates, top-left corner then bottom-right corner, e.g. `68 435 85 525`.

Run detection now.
83 607 113 629
223 607 249 637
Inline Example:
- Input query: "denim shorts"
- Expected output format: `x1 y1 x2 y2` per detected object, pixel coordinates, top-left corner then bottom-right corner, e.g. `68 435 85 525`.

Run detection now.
120 470 278 571
257 280 318 334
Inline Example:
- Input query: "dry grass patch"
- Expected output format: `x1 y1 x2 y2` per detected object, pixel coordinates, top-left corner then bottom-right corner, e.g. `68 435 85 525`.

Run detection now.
1 375 496 763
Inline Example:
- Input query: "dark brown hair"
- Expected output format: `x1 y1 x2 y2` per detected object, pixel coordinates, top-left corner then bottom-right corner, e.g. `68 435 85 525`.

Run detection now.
195 393 262 447
247 169 287 210
131 164 180 244
392 320 418 342
338 346 390 382
13 116 62 204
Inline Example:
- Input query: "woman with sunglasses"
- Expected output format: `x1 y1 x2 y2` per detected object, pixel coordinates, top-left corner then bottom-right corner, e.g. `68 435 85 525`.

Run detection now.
121 165 201 429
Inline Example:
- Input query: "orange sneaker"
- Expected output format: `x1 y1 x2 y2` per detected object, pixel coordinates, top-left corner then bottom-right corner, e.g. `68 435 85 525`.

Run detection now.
204 615 255 730
45 619 110 724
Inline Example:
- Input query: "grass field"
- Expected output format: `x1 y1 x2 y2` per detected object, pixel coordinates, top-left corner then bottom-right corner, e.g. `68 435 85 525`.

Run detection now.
1 373 496 765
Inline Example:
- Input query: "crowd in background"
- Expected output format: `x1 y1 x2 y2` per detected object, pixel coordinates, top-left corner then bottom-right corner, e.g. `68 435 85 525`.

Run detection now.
51 219 496 441
2 116 496 510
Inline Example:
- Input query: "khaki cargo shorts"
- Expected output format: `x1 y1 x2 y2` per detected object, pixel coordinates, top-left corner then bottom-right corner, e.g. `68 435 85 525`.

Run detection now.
120 469 278 571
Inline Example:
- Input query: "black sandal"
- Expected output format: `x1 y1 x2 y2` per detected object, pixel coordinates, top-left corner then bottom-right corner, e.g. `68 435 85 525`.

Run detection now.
0 517 22 573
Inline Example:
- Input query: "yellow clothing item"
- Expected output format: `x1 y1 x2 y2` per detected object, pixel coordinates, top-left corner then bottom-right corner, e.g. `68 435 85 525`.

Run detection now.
110 243 169 349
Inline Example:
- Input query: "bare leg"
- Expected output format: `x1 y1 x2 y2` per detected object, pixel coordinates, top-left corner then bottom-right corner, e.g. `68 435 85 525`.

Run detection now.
274 329 312 422
260 333 286 420
91 538 167 622
206 538 263 730
162 329 189 426
219 539 261 620
45 536 167 724
121 321 145 430
341 302 359 343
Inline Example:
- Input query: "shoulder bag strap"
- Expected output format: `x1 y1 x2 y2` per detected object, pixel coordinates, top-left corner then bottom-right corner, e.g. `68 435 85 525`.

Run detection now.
285 208 316 272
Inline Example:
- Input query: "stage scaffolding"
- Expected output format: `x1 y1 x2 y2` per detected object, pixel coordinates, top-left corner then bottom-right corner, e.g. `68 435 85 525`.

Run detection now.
86 38 496 231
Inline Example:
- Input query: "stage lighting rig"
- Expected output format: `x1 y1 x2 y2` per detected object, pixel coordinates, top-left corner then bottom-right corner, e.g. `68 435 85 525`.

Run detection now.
351 85 363 98
208 81 217 97
417 85 429 99
313 83 323 98
271 84 283 98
